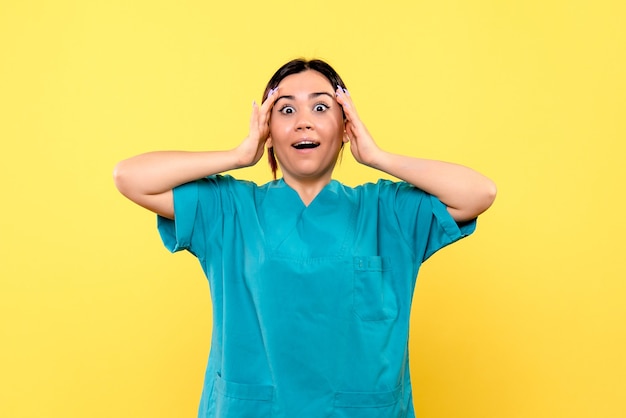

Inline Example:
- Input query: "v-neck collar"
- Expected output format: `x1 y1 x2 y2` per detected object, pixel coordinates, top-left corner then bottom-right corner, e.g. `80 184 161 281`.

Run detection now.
274 178 340 208
260 179 354 257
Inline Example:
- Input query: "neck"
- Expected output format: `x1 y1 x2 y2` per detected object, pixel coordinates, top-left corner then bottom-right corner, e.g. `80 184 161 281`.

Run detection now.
282 174 332 206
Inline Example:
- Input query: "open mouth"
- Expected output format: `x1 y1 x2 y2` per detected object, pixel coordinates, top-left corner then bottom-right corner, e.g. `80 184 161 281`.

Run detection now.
292 140 320 150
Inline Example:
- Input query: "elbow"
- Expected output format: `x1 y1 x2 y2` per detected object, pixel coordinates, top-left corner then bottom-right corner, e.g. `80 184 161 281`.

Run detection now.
473 179 497 217
450 179 497 222
112 160 132 197
483 179 498 210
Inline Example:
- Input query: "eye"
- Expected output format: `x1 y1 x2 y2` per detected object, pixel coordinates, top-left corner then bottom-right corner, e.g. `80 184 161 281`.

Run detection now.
314 103 329 112
279 105 295 115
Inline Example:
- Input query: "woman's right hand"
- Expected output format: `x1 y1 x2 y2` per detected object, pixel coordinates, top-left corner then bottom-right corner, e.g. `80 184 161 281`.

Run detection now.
235 88 280 167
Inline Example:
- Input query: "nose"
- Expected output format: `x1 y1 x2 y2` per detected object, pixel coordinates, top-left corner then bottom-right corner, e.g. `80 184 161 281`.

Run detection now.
294 114 313 131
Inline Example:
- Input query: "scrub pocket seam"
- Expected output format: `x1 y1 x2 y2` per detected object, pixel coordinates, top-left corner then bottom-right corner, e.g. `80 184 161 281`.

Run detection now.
352 256 397 321
214 373 274 401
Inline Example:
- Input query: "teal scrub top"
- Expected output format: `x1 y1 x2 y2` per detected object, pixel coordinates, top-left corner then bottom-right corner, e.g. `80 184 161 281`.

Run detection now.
158 175 476 418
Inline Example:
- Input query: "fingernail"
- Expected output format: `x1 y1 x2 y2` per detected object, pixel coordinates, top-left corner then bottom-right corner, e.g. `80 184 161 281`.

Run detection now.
343 88 350 96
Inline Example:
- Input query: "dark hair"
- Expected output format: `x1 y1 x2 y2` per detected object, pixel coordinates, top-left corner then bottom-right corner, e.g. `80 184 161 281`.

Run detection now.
263 59 348 179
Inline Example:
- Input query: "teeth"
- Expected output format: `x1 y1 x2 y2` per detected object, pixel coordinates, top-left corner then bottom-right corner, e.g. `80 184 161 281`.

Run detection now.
292 141 319 149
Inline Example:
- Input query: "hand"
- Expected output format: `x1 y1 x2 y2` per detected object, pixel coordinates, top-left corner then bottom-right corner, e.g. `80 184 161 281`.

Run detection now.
236 88 280 167
335 86 382 167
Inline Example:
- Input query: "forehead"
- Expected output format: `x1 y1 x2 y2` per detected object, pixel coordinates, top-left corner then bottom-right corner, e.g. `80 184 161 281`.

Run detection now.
277 70 334 93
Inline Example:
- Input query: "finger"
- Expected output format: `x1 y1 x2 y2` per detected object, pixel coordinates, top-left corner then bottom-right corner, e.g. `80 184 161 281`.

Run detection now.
346 121 357 140
261 87 280 113
335 86 358 121
249 100 260 129
259 87 280 126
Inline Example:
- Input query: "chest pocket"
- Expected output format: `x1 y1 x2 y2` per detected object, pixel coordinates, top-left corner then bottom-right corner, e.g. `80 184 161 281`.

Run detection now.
353 256 397 321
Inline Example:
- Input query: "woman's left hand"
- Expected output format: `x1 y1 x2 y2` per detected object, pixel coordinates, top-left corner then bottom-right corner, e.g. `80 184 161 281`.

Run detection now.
335 87 383 167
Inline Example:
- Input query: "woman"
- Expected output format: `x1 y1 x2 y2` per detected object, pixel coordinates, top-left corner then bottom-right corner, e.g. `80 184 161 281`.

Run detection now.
114 59 496 418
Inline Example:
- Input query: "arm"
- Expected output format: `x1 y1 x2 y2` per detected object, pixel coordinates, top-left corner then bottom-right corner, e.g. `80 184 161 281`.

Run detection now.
364 153 496 222
335 88 496 222
113 150 243 219
113 90 280 219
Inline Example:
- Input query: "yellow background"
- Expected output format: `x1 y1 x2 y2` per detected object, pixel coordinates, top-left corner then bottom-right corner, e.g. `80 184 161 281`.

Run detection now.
1 0 624 417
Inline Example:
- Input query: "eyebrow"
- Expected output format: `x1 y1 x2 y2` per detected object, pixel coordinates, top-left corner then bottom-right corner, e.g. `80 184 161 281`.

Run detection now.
275 92 335 103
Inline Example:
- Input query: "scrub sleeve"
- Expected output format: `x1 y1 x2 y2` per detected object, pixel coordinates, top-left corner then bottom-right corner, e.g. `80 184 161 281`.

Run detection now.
158 178 203 255
388 180 476 262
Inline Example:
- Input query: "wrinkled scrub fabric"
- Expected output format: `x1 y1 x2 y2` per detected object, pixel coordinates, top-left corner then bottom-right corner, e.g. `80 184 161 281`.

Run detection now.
158 175 476 418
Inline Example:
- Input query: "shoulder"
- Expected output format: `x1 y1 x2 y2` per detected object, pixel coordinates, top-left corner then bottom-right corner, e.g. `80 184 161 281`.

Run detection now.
341 179 427 201
202 175 286 212
198 174 268 194
183 175 265 213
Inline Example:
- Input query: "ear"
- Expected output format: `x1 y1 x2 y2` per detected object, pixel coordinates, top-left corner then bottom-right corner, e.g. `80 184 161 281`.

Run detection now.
266 135 273 148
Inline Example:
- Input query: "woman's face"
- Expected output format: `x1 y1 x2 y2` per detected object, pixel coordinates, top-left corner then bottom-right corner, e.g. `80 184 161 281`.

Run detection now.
268 70 346 183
